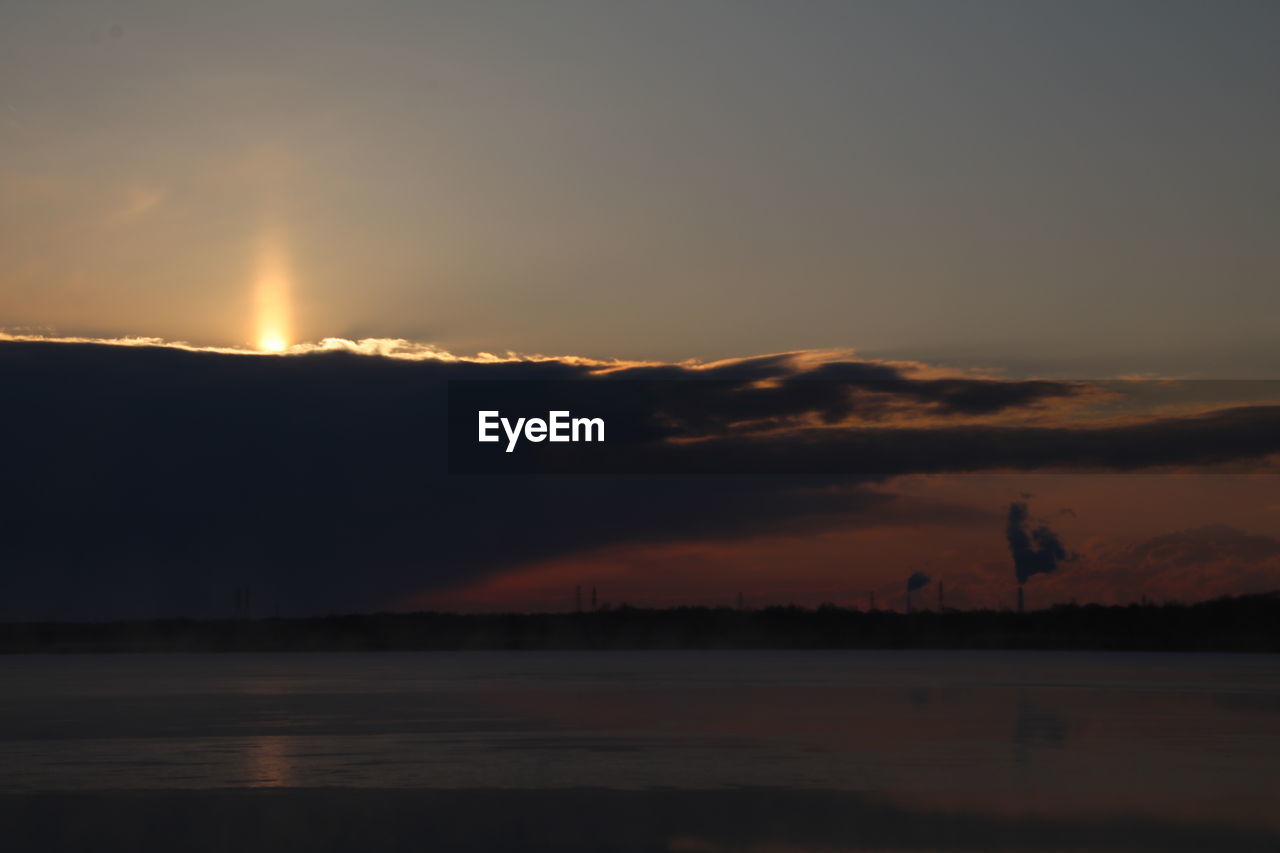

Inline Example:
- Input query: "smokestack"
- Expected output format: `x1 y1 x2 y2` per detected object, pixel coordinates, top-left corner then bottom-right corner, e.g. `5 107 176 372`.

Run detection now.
1017 586 1024 615
575 585 582 613
938 581 944 613
591 586 597 610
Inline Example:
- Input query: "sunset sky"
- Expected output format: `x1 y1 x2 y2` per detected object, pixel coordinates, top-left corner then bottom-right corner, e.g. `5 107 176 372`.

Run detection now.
4 1 1279 371
2 2 1279 619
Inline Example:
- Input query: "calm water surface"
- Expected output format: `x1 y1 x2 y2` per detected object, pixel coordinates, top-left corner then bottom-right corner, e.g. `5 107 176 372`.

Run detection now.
2 650 1278 851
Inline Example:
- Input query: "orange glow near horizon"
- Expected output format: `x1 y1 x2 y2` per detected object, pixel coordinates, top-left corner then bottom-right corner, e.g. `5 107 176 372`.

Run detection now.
253 232 293 352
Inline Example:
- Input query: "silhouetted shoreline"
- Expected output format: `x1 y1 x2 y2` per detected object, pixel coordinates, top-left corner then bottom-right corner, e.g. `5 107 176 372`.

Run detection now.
3 593 1277 654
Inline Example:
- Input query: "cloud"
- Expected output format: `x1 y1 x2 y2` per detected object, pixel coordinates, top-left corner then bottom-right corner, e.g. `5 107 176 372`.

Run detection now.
1003 525 1280 606
104 186 166 226
1072 525 1280 603
2 337 1278 619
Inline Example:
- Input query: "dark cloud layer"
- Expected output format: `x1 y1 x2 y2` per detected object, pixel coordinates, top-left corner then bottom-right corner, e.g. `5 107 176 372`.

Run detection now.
2 341 1278 619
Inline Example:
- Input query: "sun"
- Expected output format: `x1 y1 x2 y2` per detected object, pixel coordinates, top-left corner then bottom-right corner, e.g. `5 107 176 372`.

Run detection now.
258 334 288 353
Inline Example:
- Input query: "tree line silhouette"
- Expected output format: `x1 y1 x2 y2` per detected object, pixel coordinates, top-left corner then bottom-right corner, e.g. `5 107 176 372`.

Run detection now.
1 593 1276 653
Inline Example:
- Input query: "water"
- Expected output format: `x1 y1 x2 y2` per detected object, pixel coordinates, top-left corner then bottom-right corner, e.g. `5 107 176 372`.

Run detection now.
2 650 1278 851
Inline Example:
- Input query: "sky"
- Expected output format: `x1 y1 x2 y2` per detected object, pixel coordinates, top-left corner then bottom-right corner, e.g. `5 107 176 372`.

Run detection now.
3 1 1279 373
2 2 1279 619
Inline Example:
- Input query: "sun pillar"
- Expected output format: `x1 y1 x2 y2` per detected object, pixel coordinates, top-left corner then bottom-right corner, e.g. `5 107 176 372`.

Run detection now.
253 231 293 352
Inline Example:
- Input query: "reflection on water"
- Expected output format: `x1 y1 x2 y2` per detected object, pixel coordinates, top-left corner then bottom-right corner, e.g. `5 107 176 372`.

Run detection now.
1013 688 1069 780
0 650 1277 851
243 736 292 788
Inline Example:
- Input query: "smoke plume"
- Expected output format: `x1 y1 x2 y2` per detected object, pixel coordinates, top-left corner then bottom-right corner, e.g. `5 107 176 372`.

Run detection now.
1007 501 1071 585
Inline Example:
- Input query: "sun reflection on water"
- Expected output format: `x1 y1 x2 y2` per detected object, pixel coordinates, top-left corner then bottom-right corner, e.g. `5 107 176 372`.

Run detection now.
245 735 293 787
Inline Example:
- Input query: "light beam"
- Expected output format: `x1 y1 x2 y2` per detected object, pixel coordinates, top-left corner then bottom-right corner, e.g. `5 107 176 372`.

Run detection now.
253 231 293 352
